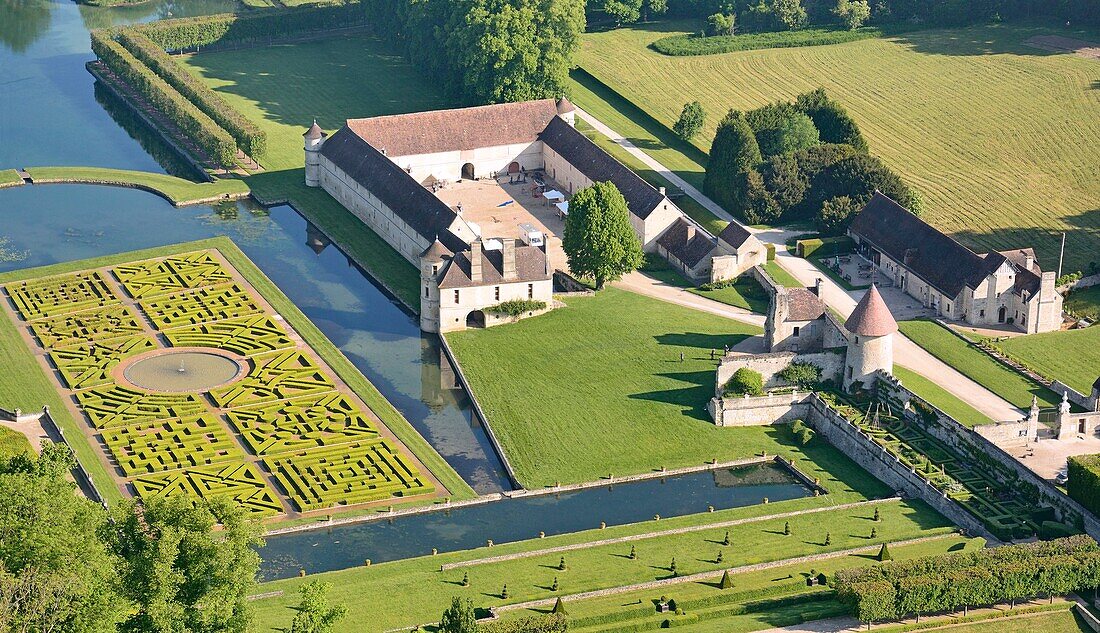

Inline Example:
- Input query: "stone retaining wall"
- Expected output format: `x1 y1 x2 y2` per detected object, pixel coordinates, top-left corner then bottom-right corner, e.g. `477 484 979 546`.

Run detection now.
709 391 813 427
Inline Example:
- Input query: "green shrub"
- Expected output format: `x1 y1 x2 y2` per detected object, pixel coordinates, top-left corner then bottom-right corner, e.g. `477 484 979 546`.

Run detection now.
765 242 776 261
485 299 547 317
726 367 764 396
481 613 568 633
877 542 892 561
790 419 816 445
778 362 821 387
796 235 854 258
90 31 237 167
651 27 882 56
137 5 367 52
116 29 266 157
1067 454 1100 517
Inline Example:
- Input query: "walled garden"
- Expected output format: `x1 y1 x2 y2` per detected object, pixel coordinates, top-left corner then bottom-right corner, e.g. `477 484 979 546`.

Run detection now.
0 244 444 518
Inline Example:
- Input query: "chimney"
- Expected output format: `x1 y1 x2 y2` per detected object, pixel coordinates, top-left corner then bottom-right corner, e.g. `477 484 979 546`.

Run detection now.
503 239 517 281
1024 252 1035 271
456 202 463 216
685 224 696 242
469 241 482 283
658 186 666 196
814 278 824 296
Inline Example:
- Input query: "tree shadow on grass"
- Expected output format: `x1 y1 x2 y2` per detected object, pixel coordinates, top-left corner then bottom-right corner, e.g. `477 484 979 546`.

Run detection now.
654 332 750 351
629 370 713 419
884 21 1081 58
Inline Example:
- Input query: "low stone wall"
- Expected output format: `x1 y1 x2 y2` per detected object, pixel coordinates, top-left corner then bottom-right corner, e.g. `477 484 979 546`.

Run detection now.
804 394 995 541
1052 379 1098 412
709 391 812 427
715 351 844 395
973 420 1034 447
1059 272 1100 293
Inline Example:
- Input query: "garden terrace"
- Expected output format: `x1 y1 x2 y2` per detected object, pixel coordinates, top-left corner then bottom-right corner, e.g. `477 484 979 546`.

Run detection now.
0 240 462 519
994 326 1100 396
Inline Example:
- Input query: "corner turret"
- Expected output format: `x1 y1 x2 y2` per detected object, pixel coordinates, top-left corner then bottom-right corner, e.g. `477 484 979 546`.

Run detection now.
843 285 897 391
419 240 451 333
303 120 327 187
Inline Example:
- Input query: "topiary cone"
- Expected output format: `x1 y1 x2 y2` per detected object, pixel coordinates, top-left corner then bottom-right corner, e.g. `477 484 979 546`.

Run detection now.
552 597 567 615
877 542 892 562
719 570 733 589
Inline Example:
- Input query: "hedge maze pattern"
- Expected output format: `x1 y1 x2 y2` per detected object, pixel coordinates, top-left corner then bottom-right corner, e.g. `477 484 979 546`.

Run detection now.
226 393 382 455
29 304 145 348
163 314 294 356
113 251 233 299
209 350 335 409
2 249 436 515
6 272 117 320
101 415 241 476
265 440 433 512
132 462 283 515
140 283 261 329
50 334 157 390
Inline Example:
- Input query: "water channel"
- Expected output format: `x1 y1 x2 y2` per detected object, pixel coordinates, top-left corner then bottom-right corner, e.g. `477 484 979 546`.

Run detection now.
0 0 805 578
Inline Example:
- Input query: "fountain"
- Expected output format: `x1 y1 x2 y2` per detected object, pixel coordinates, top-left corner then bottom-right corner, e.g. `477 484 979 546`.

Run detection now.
122 349 243 393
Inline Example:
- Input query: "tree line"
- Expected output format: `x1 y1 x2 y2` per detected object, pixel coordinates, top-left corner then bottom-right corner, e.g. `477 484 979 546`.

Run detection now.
834 535 1100 625
0 444 346 633
702 88 920 231
364 0 586 106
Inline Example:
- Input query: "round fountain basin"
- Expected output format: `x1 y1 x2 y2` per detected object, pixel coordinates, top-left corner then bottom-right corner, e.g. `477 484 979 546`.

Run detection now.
121 349 244 393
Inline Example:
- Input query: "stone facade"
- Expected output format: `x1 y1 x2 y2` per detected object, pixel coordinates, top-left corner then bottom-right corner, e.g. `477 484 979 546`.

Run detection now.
710 224 767 284
709 391 814 427
714 351 845 394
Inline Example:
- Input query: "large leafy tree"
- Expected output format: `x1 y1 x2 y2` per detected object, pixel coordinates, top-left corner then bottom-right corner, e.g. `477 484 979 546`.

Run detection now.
795 89 868 152
771 0 807 29
755 111 820 157
106 495 263 633
289 581 348 633
704 110 761 212
833 0 871 29
0 443 123 633
439 597 479 633
672 101 705 141
601 0 641 25
562 181 643 289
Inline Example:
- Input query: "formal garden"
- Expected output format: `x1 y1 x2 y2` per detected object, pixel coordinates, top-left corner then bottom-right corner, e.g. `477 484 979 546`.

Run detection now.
0 241 458 518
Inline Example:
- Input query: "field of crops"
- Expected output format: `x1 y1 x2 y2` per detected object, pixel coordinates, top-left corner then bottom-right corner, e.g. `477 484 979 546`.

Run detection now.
574 21 1100 272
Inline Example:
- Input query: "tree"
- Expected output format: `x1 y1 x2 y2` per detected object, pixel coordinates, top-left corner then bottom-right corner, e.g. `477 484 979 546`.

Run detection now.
878 542 893 562
562 181 643 289
816 195 861 235
673 101 705 141
602 0 642 25
289 582 348 633
719 570 734 589
551 597 567 614
771 0 807 29
643 0 668 21
808 153 917 215
740 169 781 224
727 367 765 396
762 154 809 213
706 12 735 36
0 444 123 633
106 495 263 633
794 89 868 152
834 0 871 29
756 111 820 157
704 111 762 212
439 597 479 633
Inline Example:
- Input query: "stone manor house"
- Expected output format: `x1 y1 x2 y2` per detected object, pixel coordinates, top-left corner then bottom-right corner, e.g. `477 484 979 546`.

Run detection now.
849 192 1063 334
303 98 765 332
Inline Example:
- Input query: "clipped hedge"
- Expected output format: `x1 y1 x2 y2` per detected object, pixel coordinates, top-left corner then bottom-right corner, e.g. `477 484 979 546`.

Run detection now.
116 29 266 158
90 31 237 167
486 299 547 317
1067 454 1100 517
137 4 367 52
651 27 883 57
766 242 776 261
797 236 854 259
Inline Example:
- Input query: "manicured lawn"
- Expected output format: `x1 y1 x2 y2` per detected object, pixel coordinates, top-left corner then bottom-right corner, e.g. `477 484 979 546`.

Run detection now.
688 278 770 314
996 326 1100 395
765 261 802 289
897 319 1061 409
575 21 1100 272
23 166 249 206
446 288 775 486
250 496 950 630
893 366 994 428
880 607 1089 633
1066 285 1100 321
0 169 22 188
0 425 32 460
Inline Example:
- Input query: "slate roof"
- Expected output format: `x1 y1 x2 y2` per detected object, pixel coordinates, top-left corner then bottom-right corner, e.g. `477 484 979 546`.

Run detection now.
539 116 667 220
718 222 754 249
786 288 826 322
438 243 550 289
320 126 462 247
346 99 562 157
303 120 326 140
849 192 989 298
999 248 1040 273
657 217 716 268
845 285 898 336
1093 376 1100 391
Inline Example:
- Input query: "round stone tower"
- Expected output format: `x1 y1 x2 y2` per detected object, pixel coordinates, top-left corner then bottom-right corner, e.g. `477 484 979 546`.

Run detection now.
419 240 450 333
303 120 326 188
843 285 898 392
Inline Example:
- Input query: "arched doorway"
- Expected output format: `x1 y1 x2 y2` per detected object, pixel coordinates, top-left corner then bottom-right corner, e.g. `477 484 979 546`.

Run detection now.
461 163 475 180
466 310 486 329
997 306 1007 323
507 161 520 174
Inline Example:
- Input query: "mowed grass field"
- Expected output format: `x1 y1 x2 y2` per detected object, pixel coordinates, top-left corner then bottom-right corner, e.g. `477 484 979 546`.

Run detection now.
574 21 1100 272
997 326 1100 395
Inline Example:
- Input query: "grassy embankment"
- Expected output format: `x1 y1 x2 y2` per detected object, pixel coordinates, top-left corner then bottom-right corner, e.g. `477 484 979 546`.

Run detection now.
250 496 954 630
0 238 474 510
897 319 1062 409
0 426 32 460
575 21 1100 273
0 169 22 188
1066 286 1100 321
21 166 249 205
996 326 1100 396
893 366 994 428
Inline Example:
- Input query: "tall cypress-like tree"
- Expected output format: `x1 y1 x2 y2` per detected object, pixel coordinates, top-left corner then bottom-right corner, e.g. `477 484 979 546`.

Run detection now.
562 181 643 289
704 110 762 212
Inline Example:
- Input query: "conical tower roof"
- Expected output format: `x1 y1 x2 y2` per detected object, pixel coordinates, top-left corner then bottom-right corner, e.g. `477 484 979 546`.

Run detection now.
556 97 575 114
303 119 325 140
845 285 897 337
420 239 451 261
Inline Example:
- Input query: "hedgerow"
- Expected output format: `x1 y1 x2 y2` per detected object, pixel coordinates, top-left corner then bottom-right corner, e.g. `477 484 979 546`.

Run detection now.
136 4 367 52
651 27 882 56
796 236 854 258
90 31 237 167
486 299 548 317
1067 454 1100 517
116 29 267 157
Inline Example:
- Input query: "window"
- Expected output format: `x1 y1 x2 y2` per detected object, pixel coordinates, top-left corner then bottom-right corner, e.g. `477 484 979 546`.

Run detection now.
454 290 460 304
854 336 859 345
432 265 439 275
528 284 534 299
793 326 800 337
425 286 429 298
979 309 985 318
494 286 500 301
847 367 853 379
